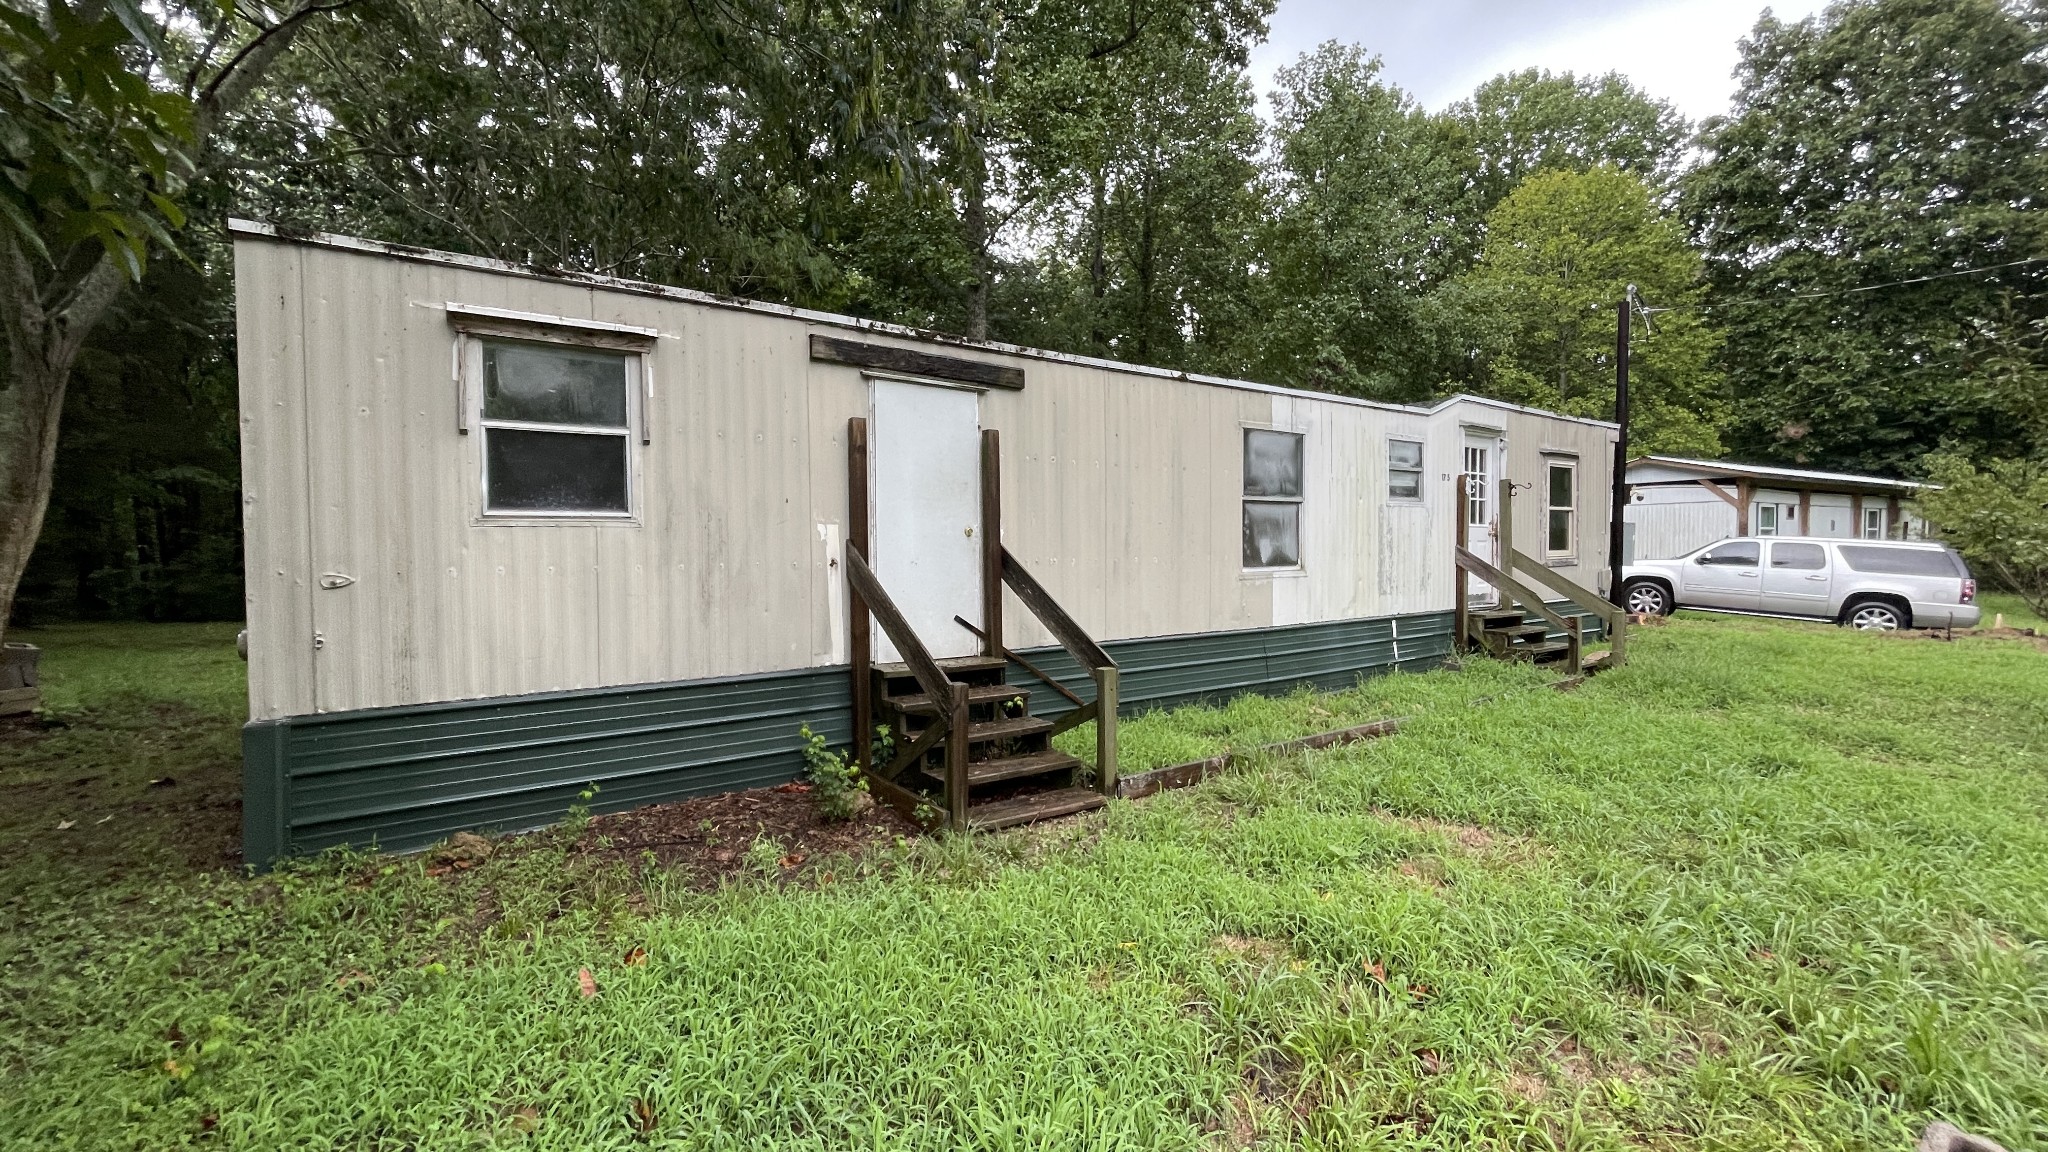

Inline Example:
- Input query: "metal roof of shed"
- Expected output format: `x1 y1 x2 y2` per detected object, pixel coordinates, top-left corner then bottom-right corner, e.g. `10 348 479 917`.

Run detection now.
1628 455 1924 493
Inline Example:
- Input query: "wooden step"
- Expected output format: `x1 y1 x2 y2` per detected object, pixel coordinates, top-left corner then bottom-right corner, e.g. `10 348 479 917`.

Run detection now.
1485 623 1550 640
961 749 1084 787
1476 610 1525 627
1515 641 1573 663
967 787 1106 831
965 715 1052 744
874 655 1006 677
884 683 1029 715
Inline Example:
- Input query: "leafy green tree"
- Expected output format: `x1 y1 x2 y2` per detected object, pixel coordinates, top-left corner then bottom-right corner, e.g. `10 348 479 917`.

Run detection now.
1450 68 1690 218
1232 43 1480 400
1916 451 2048 617
1 0 343 641
1687 0 2048 474
1457 166 1728 455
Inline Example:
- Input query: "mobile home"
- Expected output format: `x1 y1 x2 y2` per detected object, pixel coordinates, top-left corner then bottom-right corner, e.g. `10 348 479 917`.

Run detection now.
1624 456 1926 561
233 221 1619 863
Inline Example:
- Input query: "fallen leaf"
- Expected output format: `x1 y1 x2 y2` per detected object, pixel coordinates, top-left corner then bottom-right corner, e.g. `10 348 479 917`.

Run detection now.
506 1106 540 1134
55 820 75 831
771 782 812 794
622 947 648 967
1419 1049 1445 1075
1118 941 1137 950
198 1114 217 1132
1363 960 1388 986
577 968 598 998
629 1096 657 1135
1409 983 1433 1001
777 853 805 869
819 871 836 885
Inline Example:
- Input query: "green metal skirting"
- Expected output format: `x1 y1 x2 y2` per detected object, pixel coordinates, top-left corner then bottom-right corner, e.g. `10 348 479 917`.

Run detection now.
243 610 1458 864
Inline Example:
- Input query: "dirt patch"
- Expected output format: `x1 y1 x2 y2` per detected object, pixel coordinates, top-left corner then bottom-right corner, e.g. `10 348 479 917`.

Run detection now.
1550 1036 1651 1088
1505 1070 1549 1103
1395 857 1449 889
1895 626 2048 652
1212 934 1290 964
571 782 923 888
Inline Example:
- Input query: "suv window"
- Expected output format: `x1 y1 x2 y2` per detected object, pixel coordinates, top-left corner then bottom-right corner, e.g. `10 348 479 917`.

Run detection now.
1837 545 1963 577
1770 542 1826 570
1697 542 1759 566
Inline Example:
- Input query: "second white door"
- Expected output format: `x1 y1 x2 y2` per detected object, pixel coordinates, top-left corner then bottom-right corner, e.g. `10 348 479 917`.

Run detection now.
871 379 983 662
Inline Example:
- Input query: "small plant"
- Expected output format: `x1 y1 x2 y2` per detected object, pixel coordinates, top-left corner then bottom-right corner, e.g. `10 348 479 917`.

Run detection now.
561 783 601 840
743 834 785 877
799 724 871 822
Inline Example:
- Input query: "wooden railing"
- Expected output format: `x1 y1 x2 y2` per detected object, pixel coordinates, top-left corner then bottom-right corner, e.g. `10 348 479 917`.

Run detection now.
1453 473 1627 673
998 546 1120 796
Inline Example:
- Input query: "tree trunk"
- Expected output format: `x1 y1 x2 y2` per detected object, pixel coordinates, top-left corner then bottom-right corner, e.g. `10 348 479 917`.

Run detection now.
0 248 124 643
1089 166 1108 351
963 150 991 342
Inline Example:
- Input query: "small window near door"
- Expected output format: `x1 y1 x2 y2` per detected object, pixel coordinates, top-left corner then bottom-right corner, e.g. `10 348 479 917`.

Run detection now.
1863 507 1886 539
1243 429 1303 569
1545 461 1576 557
1698 541 1760 566
1755 504 1778 536
476 338 636 515
1388 439 1423 501
1770 542 1826 570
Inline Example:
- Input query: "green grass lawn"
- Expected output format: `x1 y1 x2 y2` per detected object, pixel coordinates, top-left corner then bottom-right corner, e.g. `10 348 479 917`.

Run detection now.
1977 591 2047 632
2 616 2045 1151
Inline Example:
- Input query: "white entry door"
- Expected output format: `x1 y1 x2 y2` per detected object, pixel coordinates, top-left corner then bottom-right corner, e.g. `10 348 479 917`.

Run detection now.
1463 431 1501 605
871 379 983 662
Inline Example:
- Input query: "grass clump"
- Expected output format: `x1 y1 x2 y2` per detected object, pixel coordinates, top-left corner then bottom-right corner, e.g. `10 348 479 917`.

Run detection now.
1 615 2045 1149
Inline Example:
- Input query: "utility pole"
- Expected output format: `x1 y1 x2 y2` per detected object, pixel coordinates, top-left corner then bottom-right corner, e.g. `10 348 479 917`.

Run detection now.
1608 287 1633 608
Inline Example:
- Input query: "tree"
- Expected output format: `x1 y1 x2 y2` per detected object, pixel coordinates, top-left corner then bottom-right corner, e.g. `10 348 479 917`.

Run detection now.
1456 166 1728 455
1233 43 1480 401
1688 0 2048 474
1450 68 1690 219
0 0 343 641
1916 452 2048 618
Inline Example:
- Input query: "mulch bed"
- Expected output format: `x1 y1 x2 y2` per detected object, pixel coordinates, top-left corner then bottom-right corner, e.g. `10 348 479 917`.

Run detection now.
572 783 924 887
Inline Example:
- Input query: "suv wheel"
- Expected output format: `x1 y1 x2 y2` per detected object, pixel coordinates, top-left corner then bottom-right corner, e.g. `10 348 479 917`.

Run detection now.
1623 579 1672 617
1842 599 1908 631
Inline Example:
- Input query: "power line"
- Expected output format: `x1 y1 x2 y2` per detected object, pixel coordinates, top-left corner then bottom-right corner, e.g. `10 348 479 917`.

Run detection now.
1640 255 2048 315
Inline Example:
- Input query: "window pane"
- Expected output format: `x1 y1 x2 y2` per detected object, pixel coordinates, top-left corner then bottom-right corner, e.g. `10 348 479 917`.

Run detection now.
487 428 629 512
1389 469 1422 500
483 339 629 427
1548 464 1573 508
1243 430 1303 497
1771 542 1826 570
1756 505 1777 535
1699 542 1759 566
1242 502 1299 568
1838 545 1962 577
1548 509 1572 553
1389 439 1422 469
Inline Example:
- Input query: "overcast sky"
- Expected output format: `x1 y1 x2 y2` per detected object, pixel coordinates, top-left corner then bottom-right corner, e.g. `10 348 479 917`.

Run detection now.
1248 0 1835 123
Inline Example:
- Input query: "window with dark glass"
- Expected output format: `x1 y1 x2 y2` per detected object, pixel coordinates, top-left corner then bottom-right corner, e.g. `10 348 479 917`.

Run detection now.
1388 439 1424 500
1243 429 1303 569
1697 541 1760 566
1770 542 1827 570
1545 461 1576 556
478 338 633 515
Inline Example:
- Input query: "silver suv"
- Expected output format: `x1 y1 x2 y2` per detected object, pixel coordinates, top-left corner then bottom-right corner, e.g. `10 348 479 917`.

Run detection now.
1622 537 1980 630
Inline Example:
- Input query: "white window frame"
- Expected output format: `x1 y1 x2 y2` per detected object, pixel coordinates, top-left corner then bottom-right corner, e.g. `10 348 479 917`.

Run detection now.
1755 503 1778 536
449 306 656 524
1863 506 1886 539
1242 426 1305 573
1387 437 1425 503
1544 458 1577 559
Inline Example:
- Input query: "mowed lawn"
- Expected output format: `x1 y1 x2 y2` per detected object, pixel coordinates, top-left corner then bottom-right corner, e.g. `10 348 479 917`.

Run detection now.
1 616 2045 1151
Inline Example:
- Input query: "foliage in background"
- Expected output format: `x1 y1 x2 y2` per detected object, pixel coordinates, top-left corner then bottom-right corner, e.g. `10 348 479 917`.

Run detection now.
1457 167 1727 455
1448 67 1691 220
1916 452 2048 617
1687 0 2048 475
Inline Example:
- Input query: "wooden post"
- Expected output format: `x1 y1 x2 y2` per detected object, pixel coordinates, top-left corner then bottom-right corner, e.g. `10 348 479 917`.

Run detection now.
1851 493 1865 539
946 681 971 831
1798 490 1812 537
1497 477 1516 616
1887 494 1900 538
1094 666 1119 797
848 418 872 772
980 430 1002 659
1736 479 1752 536
1565 615 1582 675
1455 478 1470 650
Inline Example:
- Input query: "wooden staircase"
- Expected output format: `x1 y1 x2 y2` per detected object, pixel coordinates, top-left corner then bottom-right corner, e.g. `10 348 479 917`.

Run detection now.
870 655 1102 830
844 418 1119 833
1454 475 1629 674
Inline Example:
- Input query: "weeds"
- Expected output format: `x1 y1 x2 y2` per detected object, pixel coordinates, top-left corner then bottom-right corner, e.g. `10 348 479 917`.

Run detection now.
1 616 2044 1149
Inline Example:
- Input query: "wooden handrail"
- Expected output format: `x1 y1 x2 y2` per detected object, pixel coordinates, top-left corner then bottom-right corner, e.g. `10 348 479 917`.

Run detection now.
999 547 1116 671
1454 546 1575 635
953 615 1088 708
843 550 956 721
1507 550 1622 630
